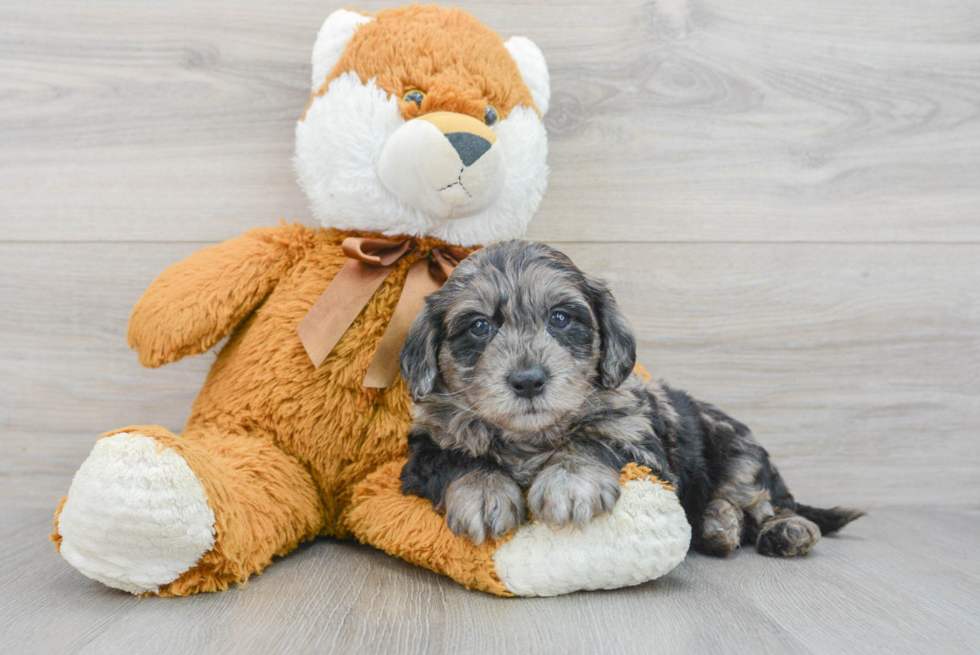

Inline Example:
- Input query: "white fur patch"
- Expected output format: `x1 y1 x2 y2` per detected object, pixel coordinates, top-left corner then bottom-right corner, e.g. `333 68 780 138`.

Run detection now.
310 10 373 91
294 74 548 247
57 433 216 594
493 477 691 597
505 37 551 116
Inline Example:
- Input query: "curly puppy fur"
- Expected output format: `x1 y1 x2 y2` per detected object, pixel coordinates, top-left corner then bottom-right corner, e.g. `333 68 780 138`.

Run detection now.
399 240 864 556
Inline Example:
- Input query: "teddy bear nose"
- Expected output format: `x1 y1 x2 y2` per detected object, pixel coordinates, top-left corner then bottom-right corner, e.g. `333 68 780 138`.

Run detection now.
508 365 548 399
444 132 492 167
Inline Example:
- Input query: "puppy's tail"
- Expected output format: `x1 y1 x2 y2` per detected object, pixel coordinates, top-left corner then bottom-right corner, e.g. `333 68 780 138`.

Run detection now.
794 504 866 535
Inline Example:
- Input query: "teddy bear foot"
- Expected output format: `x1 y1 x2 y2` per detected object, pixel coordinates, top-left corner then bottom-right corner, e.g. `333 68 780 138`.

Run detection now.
55 432 216 594
493 466 692 596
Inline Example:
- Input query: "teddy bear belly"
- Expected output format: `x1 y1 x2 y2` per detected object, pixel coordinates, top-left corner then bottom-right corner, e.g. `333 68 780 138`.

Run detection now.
184 260 413 537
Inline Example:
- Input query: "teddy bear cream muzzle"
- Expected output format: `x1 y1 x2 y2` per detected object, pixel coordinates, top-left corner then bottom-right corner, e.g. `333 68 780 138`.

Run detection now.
378 111 504 221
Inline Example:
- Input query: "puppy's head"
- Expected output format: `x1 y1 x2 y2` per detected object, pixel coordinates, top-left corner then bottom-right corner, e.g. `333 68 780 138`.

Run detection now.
401 241 636 432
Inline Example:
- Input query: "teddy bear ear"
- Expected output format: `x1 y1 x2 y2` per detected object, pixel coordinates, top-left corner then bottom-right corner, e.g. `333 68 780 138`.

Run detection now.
310 9 374 92
504 36 551 117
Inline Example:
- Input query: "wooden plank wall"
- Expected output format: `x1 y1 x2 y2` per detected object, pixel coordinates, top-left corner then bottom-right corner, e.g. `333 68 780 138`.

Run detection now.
2 0 978 510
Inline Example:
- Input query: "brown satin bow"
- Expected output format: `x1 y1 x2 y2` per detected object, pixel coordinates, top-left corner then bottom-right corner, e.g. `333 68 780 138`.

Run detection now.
296 236 467 388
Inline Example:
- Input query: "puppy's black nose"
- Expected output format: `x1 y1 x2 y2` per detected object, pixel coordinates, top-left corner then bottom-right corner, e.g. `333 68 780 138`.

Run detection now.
508 365 548 399
445 132 492 167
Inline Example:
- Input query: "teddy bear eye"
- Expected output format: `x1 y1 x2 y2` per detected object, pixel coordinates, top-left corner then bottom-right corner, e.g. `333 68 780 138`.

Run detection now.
484 106 499 126
404 90 425 107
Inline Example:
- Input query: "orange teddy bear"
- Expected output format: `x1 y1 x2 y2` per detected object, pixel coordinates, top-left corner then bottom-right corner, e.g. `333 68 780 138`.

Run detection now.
52 5 690 598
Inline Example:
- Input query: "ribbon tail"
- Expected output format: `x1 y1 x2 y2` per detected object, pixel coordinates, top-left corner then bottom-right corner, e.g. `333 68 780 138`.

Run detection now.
363 258 442 388
430 247 459 281
297 259 393 368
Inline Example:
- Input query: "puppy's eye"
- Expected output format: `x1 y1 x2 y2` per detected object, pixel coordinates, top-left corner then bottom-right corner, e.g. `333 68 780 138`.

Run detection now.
549 311 571 330
470 317 492 337
484 106 499 126
404 90 425 107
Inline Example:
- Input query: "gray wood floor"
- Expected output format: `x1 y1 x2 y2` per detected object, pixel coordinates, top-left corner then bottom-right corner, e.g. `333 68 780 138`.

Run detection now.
2 0 979 652
2 507 978 654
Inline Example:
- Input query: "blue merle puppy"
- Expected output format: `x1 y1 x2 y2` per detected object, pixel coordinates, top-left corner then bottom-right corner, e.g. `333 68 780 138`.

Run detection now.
399 240 863 556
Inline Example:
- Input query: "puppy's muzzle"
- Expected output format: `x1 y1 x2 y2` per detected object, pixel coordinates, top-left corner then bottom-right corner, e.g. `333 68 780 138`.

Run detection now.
377 111 504 221
508 365 548 399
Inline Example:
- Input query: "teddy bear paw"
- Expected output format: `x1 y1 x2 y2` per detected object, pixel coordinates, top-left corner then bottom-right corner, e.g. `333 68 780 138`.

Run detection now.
56 433 216 594
492 474 691 596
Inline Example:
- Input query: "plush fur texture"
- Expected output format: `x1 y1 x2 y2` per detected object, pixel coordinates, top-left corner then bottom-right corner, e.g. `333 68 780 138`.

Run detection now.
309 9 373 91
376 111 504 222
56 432 216 594
502 37 550 116
55 226 479 594
52 6 690 598
493 465 690 596
346 458 512 596
294 5 549 246
400 241 864 555
52 225 688 598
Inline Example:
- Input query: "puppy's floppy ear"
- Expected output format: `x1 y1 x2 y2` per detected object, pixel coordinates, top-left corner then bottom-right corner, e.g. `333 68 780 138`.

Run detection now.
400 302 441 401
584 274 636 389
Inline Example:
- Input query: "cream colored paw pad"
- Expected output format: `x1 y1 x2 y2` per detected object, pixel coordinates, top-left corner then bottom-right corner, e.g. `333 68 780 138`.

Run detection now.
493 478 691 597
57 433 216 594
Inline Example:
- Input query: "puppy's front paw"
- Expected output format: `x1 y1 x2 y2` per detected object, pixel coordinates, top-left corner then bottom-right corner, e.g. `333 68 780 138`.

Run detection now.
445 470 525 544
527 463 620 527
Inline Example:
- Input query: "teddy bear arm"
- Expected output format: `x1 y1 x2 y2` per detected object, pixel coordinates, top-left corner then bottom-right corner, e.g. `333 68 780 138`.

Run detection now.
127 223 315 368
346 459 692 597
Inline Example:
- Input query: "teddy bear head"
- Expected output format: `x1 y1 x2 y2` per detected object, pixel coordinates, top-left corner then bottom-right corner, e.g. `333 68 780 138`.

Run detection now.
294 4 550 247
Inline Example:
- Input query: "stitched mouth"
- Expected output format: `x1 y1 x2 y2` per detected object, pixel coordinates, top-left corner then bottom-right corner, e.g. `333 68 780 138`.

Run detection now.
437 167 472 198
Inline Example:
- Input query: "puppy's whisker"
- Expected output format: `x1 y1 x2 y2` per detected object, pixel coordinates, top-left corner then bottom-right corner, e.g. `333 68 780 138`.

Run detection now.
434 385 478 399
